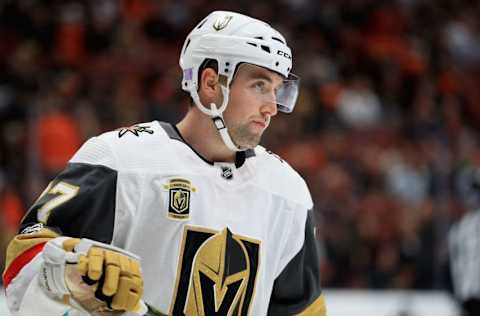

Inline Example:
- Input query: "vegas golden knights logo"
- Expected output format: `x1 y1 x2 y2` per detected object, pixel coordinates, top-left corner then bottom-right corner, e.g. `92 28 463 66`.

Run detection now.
213 16 233 31
164 179 196 220
170 226 260 316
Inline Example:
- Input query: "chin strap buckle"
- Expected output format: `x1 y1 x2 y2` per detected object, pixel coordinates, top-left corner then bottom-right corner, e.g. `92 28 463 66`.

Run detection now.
212 116 226 130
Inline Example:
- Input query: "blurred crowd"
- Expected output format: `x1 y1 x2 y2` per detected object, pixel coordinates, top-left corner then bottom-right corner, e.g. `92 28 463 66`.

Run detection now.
1 0 480 291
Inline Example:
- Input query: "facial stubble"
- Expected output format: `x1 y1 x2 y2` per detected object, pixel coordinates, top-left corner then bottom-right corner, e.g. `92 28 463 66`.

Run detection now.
229 121 263 150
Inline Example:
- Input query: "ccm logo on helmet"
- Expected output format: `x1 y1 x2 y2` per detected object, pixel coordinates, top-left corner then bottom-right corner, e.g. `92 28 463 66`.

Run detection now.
277 50 292 60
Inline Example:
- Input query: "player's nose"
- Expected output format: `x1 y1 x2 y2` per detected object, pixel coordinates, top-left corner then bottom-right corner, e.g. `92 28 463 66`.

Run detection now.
261 98 278 117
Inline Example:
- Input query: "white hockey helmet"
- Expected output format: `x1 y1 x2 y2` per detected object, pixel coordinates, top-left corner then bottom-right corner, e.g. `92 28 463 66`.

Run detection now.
179 11 299 151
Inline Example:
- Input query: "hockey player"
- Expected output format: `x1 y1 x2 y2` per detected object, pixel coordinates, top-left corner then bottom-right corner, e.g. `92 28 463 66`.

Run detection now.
449 167 480 316
3 11 325 316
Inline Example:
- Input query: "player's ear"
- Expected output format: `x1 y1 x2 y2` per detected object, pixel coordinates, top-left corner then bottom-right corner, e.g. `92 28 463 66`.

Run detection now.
199 68 220 98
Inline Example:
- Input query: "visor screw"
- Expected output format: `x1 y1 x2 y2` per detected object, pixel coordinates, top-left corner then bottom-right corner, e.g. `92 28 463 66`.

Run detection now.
225 68 229 73
275 61 279 66
226 62 230 66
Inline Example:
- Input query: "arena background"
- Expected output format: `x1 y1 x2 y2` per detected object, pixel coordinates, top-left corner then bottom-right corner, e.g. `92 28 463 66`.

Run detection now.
1 0 479 315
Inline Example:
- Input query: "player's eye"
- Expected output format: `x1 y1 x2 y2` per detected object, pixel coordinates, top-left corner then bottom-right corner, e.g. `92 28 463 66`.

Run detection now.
252 81 268 94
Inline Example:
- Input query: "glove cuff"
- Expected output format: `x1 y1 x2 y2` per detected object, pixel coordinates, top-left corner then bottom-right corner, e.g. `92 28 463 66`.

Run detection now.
39 237 72 299
39 237 90 314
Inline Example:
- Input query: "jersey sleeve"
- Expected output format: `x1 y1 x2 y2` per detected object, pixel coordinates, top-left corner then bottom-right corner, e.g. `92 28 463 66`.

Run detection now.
267 211 325 316
2 136 121 315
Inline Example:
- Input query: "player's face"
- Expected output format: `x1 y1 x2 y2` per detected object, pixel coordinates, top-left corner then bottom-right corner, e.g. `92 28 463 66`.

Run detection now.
224 64 282 149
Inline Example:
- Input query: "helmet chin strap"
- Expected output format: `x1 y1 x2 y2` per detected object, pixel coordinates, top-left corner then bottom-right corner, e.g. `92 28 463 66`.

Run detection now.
190 85 244 152
209 103 244 152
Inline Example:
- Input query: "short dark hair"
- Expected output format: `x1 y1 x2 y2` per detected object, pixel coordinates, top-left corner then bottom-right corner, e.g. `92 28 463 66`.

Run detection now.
198 59 219 80
188 59 218 106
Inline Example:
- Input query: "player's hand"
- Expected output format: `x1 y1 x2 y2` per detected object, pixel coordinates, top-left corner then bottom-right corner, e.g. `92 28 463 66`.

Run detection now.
40 237 144 315
63 238 144 313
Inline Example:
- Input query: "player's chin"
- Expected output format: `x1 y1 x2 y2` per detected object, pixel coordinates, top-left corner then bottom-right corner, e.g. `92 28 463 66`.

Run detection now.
236 134 262 149
247 125 268 142
247 135 262 148
250 128 265 142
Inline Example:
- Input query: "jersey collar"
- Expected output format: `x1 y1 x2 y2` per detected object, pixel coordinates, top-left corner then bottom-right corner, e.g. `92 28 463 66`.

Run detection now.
158 121 255 168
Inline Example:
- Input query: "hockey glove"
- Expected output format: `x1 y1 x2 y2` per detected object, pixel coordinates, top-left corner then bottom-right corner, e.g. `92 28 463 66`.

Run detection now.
39 237 146 315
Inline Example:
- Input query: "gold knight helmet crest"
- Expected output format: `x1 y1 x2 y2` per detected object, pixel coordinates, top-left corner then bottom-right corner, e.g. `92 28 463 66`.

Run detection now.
170 226 261 316
187 228 249 315
213 15 233 31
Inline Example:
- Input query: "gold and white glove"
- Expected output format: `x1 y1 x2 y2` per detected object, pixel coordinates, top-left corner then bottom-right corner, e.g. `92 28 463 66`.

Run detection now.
40 237 146 315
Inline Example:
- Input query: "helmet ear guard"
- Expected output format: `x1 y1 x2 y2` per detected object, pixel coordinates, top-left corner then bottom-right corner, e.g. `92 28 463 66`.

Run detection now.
179 11 298 152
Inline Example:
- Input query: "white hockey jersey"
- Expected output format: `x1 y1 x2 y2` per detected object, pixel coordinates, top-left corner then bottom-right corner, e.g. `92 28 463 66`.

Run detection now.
3 121 324 316
448 209 480 301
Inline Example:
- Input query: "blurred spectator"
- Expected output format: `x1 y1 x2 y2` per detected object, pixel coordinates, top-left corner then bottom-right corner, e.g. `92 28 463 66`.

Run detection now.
36 109 82 177
336 75 382 129
444 12 480 68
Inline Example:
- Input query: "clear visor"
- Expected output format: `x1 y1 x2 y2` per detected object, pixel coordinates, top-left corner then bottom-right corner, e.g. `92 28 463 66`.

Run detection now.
237 66 300 113
276 73 300 113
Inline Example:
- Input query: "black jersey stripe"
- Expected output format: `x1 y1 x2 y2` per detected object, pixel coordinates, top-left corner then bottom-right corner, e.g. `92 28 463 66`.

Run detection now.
21 162 118 244
267 211 322 315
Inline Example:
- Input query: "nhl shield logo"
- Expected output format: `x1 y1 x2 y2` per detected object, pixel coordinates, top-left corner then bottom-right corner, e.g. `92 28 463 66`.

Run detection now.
164 179 196 220
213 15 233 31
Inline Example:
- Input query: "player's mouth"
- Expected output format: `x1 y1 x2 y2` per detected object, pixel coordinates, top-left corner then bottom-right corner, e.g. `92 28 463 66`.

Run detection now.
251 116 270 130
252 120 267 129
